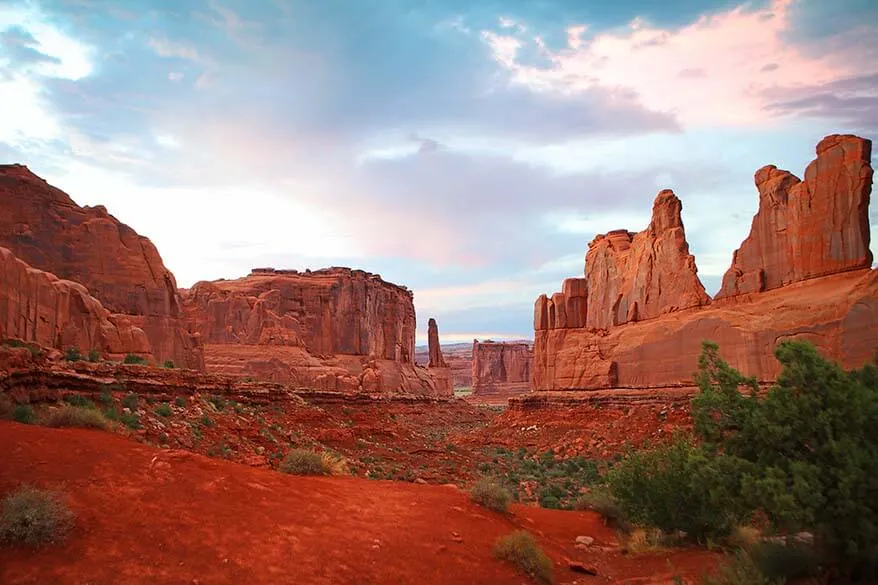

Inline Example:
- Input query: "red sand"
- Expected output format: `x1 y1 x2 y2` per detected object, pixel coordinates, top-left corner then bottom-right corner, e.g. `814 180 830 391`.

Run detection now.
0 421 719 584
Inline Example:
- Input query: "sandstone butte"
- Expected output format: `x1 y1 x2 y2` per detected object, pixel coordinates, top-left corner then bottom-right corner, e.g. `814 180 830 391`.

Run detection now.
534 134 877 391
471 340 533 396
181 268 452 397
0 164 203 369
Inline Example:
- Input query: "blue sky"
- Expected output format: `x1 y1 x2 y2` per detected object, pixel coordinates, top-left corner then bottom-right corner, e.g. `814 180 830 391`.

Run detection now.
1 0 876 344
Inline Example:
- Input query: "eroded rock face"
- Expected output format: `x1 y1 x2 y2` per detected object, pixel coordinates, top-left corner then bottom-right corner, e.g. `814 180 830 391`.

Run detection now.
0 247 151 359
532 135 877 391
183 268 415 361
717 135 873 298
471 340 532 395
0 165 203 369
182 268 451 397
585 190 710 330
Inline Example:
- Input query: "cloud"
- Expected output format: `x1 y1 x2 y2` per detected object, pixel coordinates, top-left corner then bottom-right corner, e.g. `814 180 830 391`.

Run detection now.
479 0 878 128
764 74 878 133
147 37 204 62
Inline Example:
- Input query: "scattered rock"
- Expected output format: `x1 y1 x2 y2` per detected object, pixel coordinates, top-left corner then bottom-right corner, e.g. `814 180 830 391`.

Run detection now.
568 560 598 575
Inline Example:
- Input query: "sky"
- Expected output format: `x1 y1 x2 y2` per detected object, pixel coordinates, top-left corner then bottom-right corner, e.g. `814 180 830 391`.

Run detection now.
1 0 876 345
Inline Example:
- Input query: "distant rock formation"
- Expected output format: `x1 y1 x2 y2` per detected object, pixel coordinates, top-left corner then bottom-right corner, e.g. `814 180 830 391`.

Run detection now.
0 247 151 359
533 135 877 391
181 269 451 397
471 340 532 396
427 318 446 368
717 135 873 298
0 164 203 369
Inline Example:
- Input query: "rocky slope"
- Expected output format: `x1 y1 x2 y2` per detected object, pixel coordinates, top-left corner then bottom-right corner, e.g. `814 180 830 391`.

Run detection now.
534 134 877 390
0 164 202 368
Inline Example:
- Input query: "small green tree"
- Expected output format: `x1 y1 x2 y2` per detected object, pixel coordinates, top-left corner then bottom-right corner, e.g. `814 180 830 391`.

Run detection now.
63 347 82 362
86 348 101 363
123 354 147 365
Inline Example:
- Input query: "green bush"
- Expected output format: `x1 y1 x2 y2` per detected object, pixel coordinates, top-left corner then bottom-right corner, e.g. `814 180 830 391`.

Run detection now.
63 347 82 362
120 412 140 430
11 404 36 424
42 406 109 430
208 395 226 411
493 531 554 584
279 449 331 476
0 486 74 547
174 397 186 407
62 394 95 409
121 393 139 411
747 541 820 582
607 438 743 542
123 354 147 365
163 360 175 369
86 348 101 362
470 478 511 513
154 403 172 418
574 487 630 532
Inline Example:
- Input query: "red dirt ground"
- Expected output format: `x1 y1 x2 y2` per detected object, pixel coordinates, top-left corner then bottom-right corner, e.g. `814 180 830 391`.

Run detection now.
0 421 720 585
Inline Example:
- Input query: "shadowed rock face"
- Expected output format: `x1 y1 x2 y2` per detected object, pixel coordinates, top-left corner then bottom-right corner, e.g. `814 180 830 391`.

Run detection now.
717 134 873 298
0 165 203 369
471 340 532 396
0 247 152 359
533 134 877 391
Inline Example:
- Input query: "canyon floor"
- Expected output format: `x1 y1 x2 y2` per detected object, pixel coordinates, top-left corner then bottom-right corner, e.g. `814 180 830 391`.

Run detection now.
0 391 713 585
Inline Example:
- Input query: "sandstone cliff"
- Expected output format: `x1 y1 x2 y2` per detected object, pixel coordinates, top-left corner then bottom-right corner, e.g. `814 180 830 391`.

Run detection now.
182 268 450 397
471 340 532 396
533 134 877 391
0 164 202 368
717 134 873 298
0 247 151 359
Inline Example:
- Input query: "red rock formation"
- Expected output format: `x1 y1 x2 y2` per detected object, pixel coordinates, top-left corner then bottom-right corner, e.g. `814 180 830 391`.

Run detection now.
471 340 532 396
534 269 877 389
0 165 202 369
585 190 710 330
0 247 151 359
427 318 446 368
717 135 873 298
533 135 877 391
182 268 451 397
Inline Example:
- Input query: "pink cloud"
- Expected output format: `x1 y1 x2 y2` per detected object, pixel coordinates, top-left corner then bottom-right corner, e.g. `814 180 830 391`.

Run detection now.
481 0 878 128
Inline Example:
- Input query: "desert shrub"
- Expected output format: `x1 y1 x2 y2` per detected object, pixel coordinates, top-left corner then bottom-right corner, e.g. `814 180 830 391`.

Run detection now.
703 551 781 585
62 394 95 409
208 395 226 411
606 437 743 542
0 486 74 547
11 404 36 424
64 347 82 361
574 487 630 532
121 392 139 410
154 403 172 418
279 449 331 476
119 412 140 430
86 348 100 362
493 531 554 584
42 405 109 430
174 396 186 407
200 415 215 427
470 478 511 513
747 541 820 582
123 354 147 365
320 451 350 476
163 360 175 368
